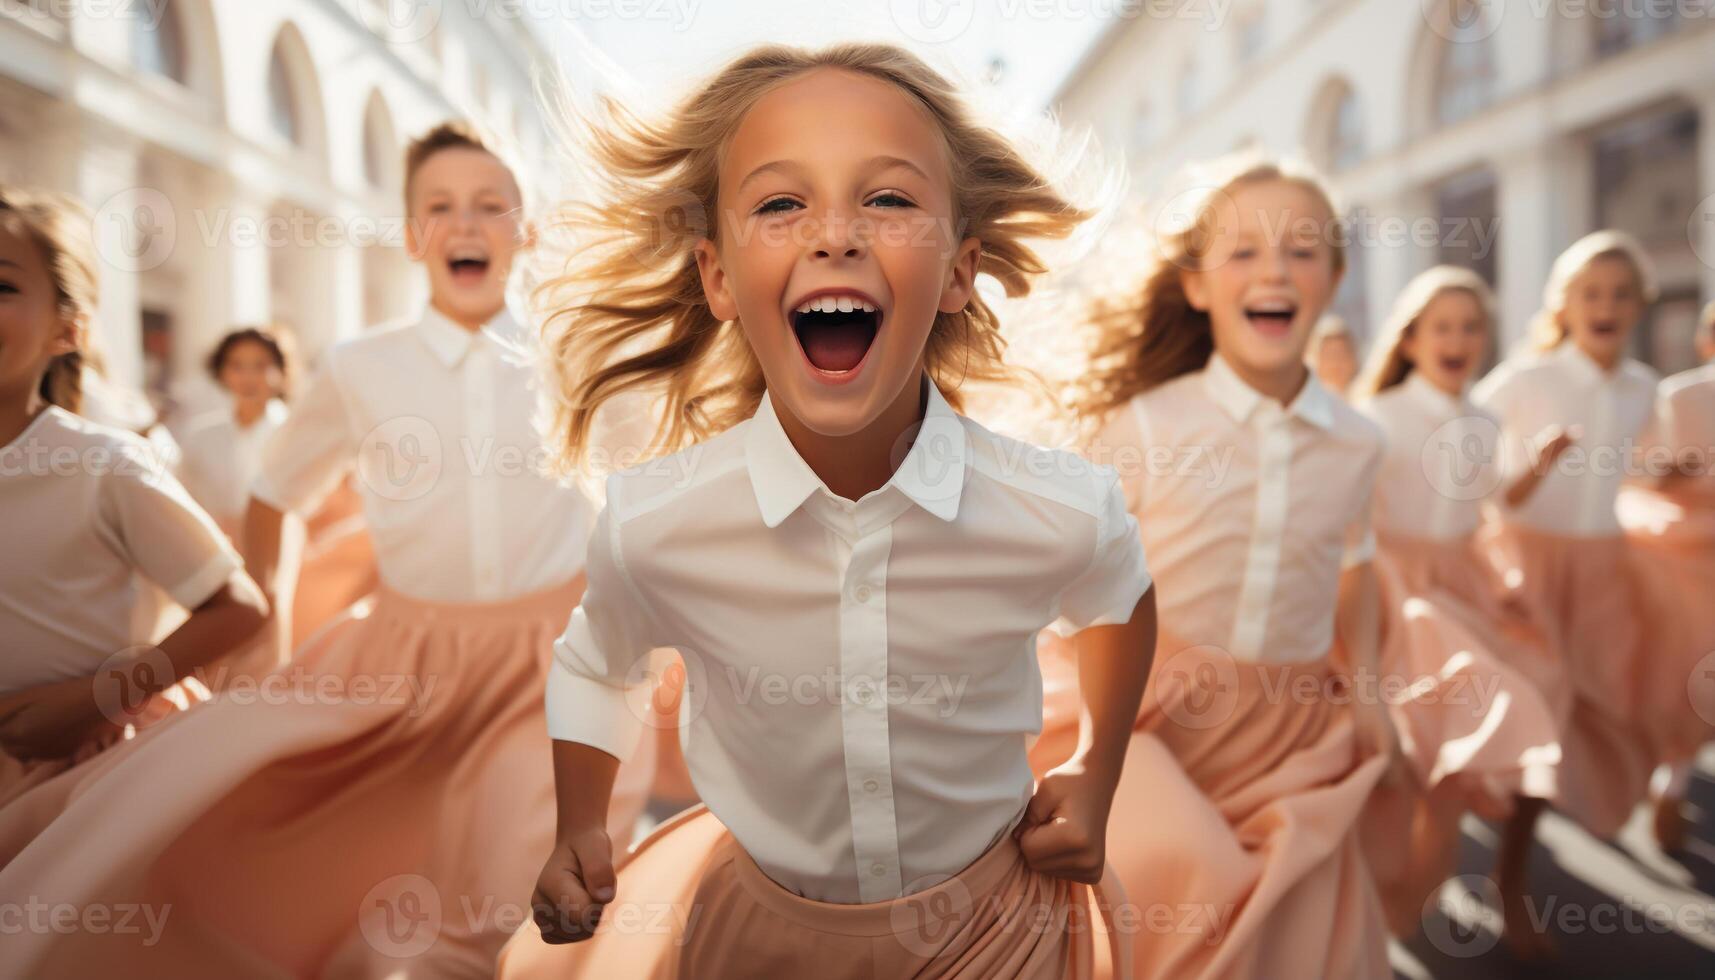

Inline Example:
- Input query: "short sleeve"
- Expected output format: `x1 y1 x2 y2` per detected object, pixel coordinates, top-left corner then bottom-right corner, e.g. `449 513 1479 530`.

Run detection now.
1048 466 1152 637
251 354 357 516
98 445 242 610
544 491 655 762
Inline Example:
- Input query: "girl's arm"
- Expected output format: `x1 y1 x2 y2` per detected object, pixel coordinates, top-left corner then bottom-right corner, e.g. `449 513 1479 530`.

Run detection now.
1337 561 1400 772
1017 587 1156 884
0 572 268 760
241 496 289 611
1503 425 1577 508
532 740 622 944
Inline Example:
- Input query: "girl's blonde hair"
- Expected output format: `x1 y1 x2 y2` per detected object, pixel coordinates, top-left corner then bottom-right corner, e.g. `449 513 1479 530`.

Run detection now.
535 43 1090 474
1354 265 1495 398
1069 152 1344 423
0 185 98 415
1530 229 1659 351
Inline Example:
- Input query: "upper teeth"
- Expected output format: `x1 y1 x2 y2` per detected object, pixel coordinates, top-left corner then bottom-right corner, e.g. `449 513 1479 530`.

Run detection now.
1250 303 1293 314
795 296 877 314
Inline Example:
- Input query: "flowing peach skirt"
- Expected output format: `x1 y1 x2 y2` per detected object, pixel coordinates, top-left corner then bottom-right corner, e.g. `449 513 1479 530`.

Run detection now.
0 684 201 811
1357 532 1560 934
0 579 654 980
1033 632 1390 980
1619 485 1715 765
498 805 1131 980
1477 522 1654 836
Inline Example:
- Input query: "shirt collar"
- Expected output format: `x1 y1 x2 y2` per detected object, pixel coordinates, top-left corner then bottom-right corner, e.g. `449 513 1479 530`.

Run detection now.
1553 341 1619 385
745 377 967 528
418 306 515 367
1202 351 1336 430
1402 370 1467 418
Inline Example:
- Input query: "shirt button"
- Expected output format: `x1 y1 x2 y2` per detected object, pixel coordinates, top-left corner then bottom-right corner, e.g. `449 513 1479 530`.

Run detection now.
870 863 887 877
854 585 872 603
863 778 879 793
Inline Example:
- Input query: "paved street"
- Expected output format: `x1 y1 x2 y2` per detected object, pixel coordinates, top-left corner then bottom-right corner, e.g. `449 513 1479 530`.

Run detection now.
1394 748 1715 979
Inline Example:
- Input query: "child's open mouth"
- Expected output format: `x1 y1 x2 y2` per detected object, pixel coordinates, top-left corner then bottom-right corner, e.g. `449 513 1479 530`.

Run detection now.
1589 319 1620 337
447 250 491 288
791 293 880 375
1438 355 1470 374
1244 302 1297 338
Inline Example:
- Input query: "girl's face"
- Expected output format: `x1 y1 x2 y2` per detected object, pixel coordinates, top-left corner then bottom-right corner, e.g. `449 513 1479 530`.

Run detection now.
218 339 281 405
1182 179 1341 387
1559 254 1644 368
1401 289 1488 394
697 68 980 438
0 226 78 405
406 148 532 327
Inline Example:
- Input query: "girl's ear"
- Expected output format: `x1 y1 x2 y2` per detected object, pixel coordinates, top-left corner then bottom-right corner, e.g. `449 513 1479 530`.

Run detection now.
1398 325 1418 366
47 310 84 358
1180 267 1210 312
519 218 539 253
937 237 982 314
695 239 739 322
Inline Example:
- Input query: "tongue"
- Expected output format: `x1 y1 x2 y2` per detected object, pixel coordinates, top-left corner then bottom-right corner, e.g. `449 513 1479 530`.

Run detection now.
800 322 872 373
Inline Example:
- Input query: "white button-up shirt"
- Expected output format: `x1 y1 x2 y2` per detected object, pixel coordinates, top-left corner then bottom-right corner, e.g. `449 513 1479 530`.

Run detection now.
176 399 289 528
1359 373 1499 541
1 408 240 692
1472 344 1658 537
1088 353 1382 665
1651 363 1715 494
251 308 591 603
545 380 1151 904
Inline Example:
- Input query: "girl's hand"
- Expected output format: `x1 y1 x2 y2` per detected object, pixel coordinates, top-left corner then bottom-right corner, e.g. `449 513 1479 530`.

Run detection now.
1014 760 1115 885
0 677 118 761
531 827 616 944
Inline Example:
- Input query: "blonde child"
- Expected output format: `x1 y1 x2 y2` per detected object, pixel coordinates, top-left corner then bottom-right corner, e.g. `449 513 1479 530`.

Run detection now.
1033 154 1397 979
0 126 652 978
502 44 1156 979
1470 229 1662 955
1307 312 1359 396
1348 266 1561 940
0 186 267 804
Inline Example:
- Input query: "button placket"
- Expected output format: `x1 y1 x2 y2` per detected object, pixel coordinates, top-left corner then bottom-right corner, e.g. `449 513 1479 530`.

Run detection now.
466 347 502 599
1231 413 1290 659
837 523 901 902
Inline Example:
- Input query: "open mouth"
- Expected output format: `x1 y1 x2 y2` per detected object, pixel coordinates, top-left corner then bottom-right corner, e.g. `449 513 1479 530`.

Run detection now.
790 294 881 375
1438 355 1470 374
447 251 491 287
1589 320 1620 337
1244 302 1297 338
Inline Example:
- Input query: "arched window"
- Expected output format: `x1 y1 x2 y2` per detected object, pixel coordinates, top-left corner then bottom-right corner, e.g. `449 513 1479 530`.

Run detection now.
1310 79 1365 173
1435 5 1497 126
362 92 398 190
268 41 300 145
134 0 188 83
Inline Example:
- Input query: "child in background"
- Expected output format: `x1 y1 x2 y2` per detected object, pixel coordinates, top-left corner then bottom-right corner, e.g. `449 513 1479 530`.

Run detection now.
1349 265 1560 940
1622 299 1715 850
1471 230 1662 956
1034 154 1396 980
0 186 267 805
1306 312 1358 396
176 327 293 534
505 44 1155 979
0 125 652 979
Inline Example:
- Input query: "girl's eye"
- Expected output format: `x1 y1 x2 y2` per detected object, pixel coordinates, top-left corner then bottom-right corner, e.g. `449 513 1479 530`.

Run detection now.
1232 247 1256 260
1291 247 1318 260
754 196 801 215
865 192 915 209
0 281 18 295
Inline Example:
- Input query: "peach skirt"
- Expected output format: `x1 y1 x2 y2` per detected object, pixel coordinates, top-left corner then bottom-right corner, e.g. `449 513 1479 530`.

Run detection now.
1619 485 1715 765
0 684 201 811
1033 632 1390 980
498 805 1131 980
1478 522 1654 836
0 579 654 980
1358 532 1561 934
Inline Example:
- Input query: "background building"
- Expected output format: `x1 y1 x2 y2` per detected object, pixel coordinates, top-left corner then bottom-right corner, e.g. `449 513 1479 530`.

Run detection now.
1050 0 1715 374
0 0 552 412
